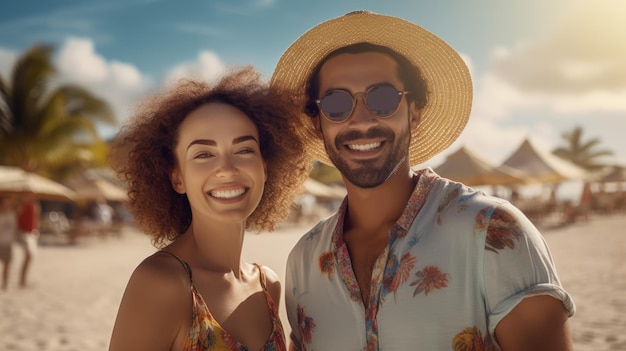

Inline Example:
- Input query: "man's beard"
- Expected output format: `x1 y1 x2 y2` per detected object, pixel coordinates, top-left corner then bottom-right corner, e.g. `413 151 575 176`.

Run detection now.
323 125 411 188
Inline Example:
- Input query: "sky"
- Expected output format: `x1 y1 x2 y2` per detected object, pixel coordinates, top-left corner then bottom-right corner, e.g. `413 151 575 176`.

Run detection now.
1 0 625 177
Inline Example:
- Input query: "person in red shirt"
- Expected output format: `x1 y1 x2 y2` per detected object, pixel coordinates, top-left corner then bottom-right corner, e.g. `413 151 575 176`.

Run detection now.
16 191 40 288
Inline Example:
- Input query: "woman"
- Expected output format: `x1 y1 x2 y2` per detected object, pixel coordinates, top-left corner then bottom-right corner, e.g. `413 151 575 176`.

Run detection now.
108 66 311 351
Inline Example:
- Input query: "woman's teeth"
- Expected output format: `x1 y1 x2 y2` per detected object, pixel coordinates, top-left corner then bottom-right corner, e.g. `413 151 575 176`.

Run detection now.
210 188 245 199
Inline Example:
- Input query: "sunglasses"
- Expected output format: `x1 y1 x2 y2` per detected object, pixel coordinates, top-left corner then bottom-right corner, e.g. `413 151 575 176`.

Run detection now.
316 83 410 122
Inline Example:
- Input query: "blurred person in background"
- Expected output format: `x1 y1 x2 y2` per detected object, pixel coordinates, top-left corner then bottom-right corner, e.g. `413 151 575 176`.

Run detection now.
108 66 310 351
15 191 40 288
0 195 18 290
93 197 114 237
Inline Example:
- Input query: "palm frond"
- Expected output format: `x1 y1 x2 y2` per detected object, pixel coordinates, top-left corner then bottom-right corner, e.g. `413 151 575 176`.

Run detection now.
552 125 614 171
11 44 56 129
55 84 116 125
0 75 13 136
2 43 115 177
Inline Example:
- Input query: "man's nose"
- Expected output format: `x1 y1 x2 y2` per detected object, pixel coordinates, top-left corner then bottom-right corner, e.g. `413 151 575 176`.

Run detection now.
348 94 377 125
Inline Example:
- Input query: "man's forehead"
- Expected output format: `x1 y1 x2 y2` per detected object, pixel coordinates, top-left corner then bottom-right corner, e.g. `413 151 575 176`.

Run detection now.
318 52 402 90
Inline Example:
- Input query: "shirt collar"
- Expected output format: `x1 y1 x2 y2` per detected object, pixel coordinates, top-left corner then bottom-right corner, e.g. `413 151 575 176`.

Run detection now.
331 168 438 246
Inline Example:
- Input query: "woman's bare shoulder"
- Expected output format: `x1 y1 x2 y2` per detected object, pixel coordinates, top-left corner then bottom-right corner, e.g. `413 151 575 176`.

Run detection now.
126 252 191 304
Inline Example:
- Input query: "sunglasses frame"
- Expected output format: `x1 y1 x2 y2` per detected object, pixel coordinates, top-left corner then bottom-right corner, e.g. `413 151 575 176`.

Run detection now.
315 83 410 123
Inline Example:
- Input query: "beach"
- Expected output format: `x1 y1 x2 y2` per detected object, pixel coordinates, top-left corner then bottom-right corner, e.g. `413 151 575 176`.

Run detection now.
1 214 625 350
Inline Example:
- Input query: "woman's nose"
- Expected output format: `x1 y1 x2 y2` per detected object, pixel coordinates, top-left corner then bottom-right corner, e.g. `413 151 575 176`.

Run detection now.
215 156 239 177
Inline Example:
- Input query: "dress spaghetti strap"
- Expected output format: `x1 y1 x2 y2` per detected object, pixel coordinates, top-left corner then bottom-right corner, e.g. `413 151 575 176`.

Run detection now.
159 250 193 283
253 263 267 290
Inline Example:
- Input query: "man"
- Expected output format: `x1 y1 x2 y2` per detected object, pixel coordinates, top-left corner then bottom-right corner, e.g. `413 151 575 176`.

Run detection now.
271 11 575 350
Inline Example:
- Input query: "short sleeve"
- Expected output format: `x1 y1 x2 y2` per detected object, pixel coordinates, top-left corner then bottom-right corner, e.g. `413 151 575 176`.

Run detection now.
285 242 304 350
483 203 576 337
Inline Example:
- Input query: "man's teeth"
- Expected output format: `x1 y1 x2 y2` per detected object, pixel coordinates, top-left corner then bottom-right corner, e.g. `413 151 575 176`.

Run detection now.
348 142 381 151
210 188 245 199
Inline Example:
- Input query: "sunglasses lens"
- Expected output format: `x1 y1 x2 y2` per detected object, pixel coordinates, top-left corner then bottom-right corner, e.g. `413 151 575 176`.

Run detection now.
319 90 353 121
367 85 402 117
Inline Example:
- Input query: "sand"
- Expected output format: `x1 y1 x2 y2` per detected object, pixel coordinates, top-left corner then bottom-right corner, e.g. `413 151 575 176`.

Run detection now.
1 214 624 351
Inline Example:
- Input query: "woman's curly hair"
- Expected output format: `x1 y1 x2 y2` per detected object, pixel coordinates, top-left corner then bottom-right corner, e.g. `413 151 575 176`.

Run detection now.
110 66 312 248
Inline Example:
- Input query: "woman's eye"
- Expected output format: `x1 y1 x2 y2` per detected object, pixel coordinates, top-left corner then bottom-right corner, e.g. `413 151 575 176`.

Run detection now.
194 152 212 159
236 148 255 155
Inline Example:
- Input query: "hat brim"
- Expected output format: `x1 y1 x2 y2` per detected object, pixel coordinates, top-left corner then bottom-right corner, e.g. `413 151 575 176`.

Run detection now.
271 11 473 166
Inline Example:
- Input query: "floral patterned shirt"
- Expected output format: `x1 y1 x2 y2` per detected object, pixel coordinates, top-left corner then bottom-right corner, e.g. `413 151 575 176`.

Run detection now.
285 168 575 350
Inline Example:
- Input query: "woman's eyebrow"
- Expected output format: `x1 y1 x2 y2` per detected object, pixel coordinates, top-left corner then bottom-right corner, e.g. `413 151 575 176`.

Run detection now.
186 135 258 151
187 139 215 150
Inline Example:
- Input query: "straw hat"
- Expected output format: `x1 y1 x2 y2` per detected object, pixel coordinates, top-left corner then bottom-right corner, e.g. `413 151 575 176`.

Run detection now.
271 10 473 166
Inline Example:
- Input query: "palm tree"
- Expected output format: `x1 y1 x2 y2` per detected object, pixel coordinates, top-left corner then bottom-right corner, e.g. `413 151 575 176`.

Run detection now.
552 125 613 172
0 44 115 179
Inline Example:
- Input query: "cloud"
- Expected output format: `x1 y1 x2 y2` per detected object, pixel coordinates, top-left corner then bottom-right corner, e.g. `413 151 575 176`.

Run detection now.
458 53 474 79
163 50 225 84
109 61 144 88
52 38 154 136
54 38 146 89
57 38 109 82
486 1 626 113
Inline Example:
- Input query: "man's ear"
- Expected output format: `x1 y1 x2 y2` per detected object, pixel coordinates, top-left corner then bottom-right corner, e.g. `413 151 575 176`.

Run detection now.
409 102 421 131
312 115 324 138
170 168 185 194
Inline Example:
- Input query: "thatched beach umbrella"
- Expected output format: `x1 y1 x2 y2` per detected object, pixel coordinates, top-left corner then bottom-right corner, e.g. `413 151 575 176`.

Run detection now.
501 138 588 184
64 173 128 202
434 146 529 186
0 166 76 201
